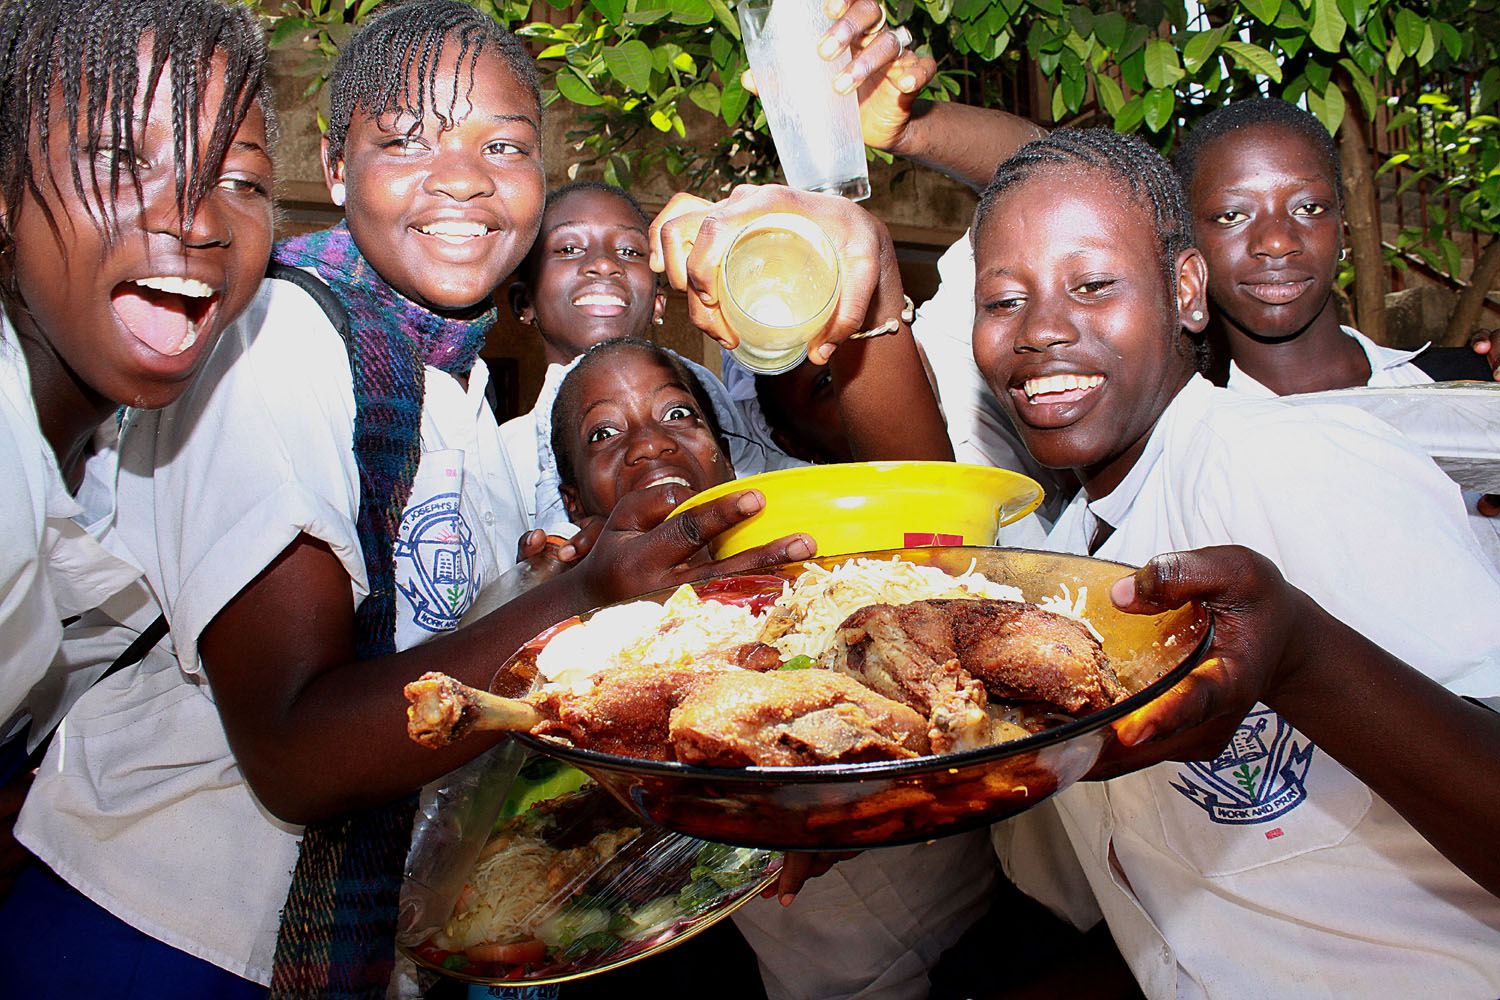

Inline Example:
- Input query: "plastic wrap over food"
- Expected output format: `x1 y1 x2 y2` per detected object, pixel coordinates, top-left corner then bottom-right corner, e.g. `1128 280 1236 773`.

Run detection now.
399 749 779 985
1282 382 1500 492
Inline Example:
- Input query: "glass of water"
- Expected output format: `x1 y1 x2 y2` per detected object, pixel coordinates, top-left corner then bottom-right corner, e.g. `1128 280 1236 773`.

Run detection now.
717 212 842 374
737 0 871 201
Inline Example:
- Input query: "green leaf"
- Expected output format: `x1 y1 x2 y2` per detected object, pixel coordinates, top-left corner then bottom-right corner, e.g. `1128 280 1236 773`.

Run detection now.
686 80 721 115
1385 33 1405 74
268 18 313 47
1143 38 1184 89
705 0 738 34
1307 83 1345 135
1220 40 1283 83
1114 94 1147 132
1393 8 1423 56
1303 59 1331 94
667 0 715 26
1415 23 1436 65
1182 27 1225 74
603 40 652 92
1338 59 1377 119
1433 20 1460 60
555 68 606 106
1051 82 1068 122
1094 11 1128 51
1143 87 1176 132
1119 47 1146 92
1241 0 1282 26
1310 0 1346 52
589 0 626 23
623 9 671 24
1095 73 1126 116
720 71 750 125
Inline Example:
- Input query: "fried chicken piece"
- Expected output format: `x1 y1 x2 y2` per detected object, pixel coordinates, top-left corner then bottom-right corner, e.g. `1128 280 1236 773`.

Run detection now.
821 603 992 754
529 663 740 761
931 599 1122 715
669 669 931 767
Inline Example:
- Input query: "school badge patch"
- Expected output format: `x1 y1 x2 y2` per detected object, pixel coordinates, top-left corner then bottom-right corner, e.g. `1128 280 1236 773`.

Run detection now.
395 491 480 633
1169 708 1313 825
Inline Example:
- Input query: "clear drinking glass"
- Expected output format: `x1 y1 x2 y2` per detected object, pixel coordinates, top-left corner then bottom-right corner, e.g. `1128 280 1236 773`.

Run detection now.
736 0 871 201
717 212 841 375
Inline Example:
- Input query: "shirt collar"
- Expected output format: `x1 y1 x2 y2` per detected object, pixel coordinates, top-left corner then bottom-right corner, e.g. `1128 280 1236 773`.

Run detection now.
1086 374 1217 530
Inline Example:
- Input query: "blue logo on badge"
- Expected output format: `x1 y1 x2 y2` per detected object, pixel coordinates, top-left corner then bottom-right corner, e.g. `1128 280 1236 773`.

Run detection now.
1169 708 1313 824
394 492 479 633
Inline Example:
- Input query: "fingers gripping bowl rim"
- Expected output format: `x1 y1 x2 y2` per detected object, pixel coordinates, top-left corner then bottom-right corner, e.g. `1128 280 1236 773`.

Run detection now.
493 545 1214 851
667 461 1046 560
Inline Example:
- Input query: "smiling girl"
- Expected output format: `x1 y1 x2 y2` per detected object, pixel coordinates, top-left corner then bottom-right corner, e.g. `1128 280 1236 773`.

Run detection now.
12 3 830 997
970 128 1500 997
0 0 276 993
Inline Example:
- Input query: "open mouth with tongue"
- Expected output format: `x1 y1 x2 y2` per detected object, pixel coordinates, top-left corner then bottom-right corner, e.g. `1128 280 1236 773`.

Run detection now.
110 276 217 357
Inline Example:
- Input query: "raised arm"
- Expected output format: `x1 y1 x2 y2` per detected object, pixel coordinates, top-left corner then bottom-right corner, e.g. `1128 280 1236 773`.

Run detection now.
1104 545 1500 897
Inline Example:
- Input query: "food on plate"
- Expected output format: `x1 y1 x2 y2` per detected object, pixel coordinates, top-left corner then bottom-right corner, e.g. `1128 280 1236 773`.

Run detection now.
410 755 776 980
403 556 1125 765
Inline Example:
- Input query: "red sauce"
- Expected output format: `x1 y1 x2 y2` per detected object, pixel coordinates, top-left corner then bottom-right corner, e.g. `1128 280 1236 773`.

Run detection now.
692 574 786 615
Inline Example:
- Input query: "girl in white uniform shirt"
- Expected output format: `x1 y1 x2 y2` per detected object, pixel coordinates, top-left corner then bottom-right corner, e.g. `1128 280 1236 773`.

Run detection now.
0 0 278 994
968 128 1500 998
16 5 949 997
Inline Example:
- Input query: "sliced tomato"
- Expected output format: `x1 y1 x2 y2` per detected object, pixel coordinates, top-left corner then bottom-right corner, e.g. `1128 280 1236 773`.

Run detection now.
465 938 550 965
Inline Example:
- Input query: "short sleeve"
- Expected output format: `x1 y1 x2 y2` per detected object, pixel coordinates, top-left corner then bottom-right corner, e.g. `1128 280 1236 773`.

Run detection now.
115 280 368 674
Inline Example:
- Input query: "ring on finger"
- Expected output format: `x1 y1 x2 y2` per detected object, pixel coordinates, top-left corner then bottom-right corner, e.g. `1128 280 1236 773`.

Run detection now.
891 24 913 56
860 3 888 38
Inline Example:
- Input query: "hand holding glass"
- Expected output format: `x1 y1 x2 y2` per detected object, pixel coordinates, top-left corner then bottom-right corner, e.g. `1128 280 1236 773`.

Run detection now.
737 0 871 201
717 212 841 375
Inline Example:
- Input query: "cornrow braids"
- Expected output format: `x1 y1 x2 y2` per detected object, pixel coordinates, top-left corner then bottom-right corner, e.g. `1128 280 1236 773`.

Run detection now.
323 0 540 166
0 0 273 293
551 336 729 497
1174 97 1342 211
519 180 653 284
975 128 1193 293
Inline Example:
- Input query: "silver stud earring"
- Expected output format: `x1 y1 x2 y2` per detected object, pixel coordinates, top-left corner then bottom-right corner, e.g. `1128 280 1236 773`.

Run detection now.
653 315 665 326
1191 310 1204 322
330 182 346 207
709 450 720 463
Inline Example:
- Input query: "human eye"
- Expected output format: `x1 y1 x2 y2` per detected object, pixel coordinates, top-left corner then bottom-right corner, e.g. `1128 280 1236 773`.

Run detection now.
216 171 269 197
485 138 528 156
1211 209 1246 225
586 424 620 444
663 403 697 422
617 245 646 260
88 137 148 173
1293 201 1328 217
554 243 584 257
981 291 1026 314
1075 277 1117 296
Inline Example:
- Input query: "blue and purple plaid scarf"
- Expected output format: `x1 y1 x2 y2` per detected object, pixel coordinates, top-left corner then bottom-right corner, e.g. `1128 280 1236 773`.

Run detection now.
266 222 494 999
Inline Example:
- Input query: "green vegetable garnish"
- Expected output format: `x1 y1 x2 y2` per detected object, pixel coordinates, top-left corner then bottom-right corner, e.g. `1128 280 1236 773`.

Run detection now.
441 954 470 971
778 655 814 671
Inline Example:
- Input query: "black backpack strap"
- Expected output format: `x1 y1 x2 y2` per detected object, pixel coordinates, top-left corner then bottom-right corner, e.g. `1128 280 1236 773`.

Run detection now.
266 261 351 346
1409 345 1494 382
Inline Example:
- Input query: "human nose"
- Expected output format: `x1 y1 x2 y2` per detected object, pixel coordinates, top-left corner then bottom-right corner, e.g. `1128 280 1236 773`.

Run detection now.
142 179 231 249
1246 210 1300 259
425 147 496 202
582 248 624 277
1013 293 1079 353
624 424 675 464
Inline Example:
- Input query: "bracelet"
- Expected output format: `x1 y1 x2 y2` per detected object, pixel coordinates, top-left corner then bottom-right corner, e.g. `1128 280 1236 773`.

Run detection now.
850 294 916 340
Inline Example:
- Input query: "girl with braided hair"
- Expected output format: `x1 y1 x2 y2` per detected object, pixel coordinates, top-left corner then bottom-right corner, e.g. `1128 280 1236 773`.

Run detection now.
18 3 939 997
0 0 274 992
968 127 1500 997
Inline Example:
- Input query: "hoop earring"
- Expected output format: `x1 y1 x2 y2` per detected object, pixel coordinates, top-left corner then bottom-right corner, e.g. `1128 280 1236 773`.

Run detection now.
1339 248 1349 262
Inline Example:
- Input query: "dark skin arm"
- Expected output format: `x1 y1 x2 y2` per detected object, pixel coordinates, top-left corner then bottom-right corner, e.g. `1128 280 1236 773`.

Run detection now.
199 485 814 825
1097 545 1500 897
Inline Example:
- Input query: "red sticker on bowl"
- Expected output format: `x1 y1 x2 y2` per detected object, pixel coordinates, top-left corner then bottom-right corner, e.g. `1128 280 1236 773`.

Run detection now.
904 532 964 547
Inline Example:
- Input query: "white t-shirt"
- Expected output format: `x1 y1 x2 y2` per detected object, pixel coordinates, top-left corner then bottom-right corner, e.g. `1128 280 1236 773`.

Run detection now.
1006 375 1500 999
503 352 801 533
18 277 531 985
0 319 140 743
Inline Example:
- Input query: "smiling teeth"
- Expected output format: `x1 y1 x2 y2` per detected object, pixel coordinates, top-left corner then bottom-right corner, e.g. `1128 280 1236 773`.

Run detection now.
574 293 626 307
418 221 490 239
1023 374 1104 399
647 476 691 488
133 276 214 298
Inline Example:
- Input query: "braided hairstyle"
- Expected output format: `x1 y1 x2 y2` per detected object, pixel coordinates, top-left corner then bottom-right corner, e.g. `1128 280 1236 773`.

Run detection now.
323 0 540 166
1174 97 1342 211
551 336 730 505
518 180 652 285
0 0 273 303
973 128 1208 369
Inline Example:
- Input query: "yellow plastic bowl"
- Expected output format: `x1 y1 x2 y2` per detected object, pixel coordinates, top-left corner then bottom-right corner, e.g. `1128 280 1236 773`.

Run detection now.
668 461 1044 559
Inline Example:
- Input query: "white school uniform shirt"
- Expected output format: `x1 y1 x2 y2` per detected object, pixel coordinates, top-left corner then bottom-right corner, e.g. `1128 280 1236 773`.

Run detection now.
1230 324 1500 572
504 352 801 533
1005 375 1500 1000
0 318 141 742
17 277 531 985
